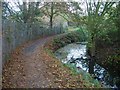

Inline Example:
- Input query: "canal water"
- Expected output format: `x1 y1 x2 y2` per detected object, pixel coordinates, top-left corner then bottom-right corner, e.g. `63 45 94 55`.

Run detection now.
54 42 119 88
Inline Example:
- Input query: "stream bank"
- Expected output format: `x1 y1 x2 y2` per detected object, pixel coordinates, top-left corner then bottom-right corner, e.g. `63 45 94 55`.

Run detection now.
44 30 120 89
44 30 103 88
54 42 120 88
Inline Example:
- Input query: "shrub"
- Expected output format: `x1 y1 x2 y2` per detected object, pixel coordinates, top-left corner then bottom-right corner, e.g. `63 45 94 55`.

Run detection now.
44 29 87 52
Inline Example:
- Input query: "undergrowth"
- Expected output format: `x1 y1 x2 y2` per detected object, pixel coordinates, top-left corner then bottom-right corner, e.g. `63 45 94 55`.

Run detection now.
44 30 102 88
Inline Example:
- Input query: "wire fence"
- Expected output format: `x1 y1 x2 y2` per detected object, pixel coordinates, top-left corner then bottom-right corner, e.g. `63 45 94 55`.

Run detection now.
2 20 66 63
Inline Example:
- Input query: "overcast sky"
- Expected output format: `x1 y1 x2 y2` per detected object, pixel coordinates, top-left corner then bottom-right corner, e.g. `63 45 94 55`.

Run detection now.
4 0 118 15
4 0 120 2
4 0 87 12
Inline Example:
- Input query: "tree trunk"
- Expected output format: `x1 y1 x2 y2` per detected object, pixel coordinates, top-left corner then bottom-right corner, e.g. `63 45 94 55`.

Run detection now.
89 58 95 74
23 2 28 23
50 2 54 29
88 36 96 74
50 15 53 29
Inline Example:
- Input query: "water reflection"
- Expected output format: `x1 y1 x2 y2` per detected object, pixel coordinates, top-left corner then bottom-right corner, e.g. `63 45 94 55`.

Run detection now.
54 42 119 88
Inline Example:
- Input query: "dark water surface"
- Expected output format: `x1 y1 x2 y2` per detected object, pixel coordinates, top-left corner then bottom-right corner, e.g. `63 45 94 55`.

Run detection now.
54 42 120 88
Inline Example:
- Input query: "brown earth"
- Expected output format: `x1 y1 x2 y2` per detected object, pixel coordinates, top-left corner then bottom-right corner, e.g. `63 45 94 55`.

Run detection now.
2 36 99 88
2 36 58 88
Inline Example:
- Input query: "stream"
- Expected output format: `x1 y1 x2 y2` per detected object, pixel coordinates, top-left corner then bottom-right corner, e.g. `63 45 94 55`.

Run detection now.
54 42 120 88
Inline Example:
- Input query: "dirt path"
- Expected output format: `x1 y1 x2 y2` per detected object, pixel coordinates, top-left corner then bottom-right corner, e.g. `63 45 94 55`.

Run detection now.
2 35 101 88
2 36 59 88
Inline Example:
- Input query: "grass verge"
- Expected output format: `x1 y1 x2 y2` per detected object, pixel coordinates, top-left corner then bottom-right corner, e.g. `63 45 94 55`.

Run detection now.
43 30 102 88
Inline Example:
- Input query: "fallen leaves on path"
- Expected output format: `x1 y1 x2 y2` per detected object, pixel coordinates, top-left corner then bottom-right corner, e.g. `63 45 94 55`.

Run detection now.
2 36 100 88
